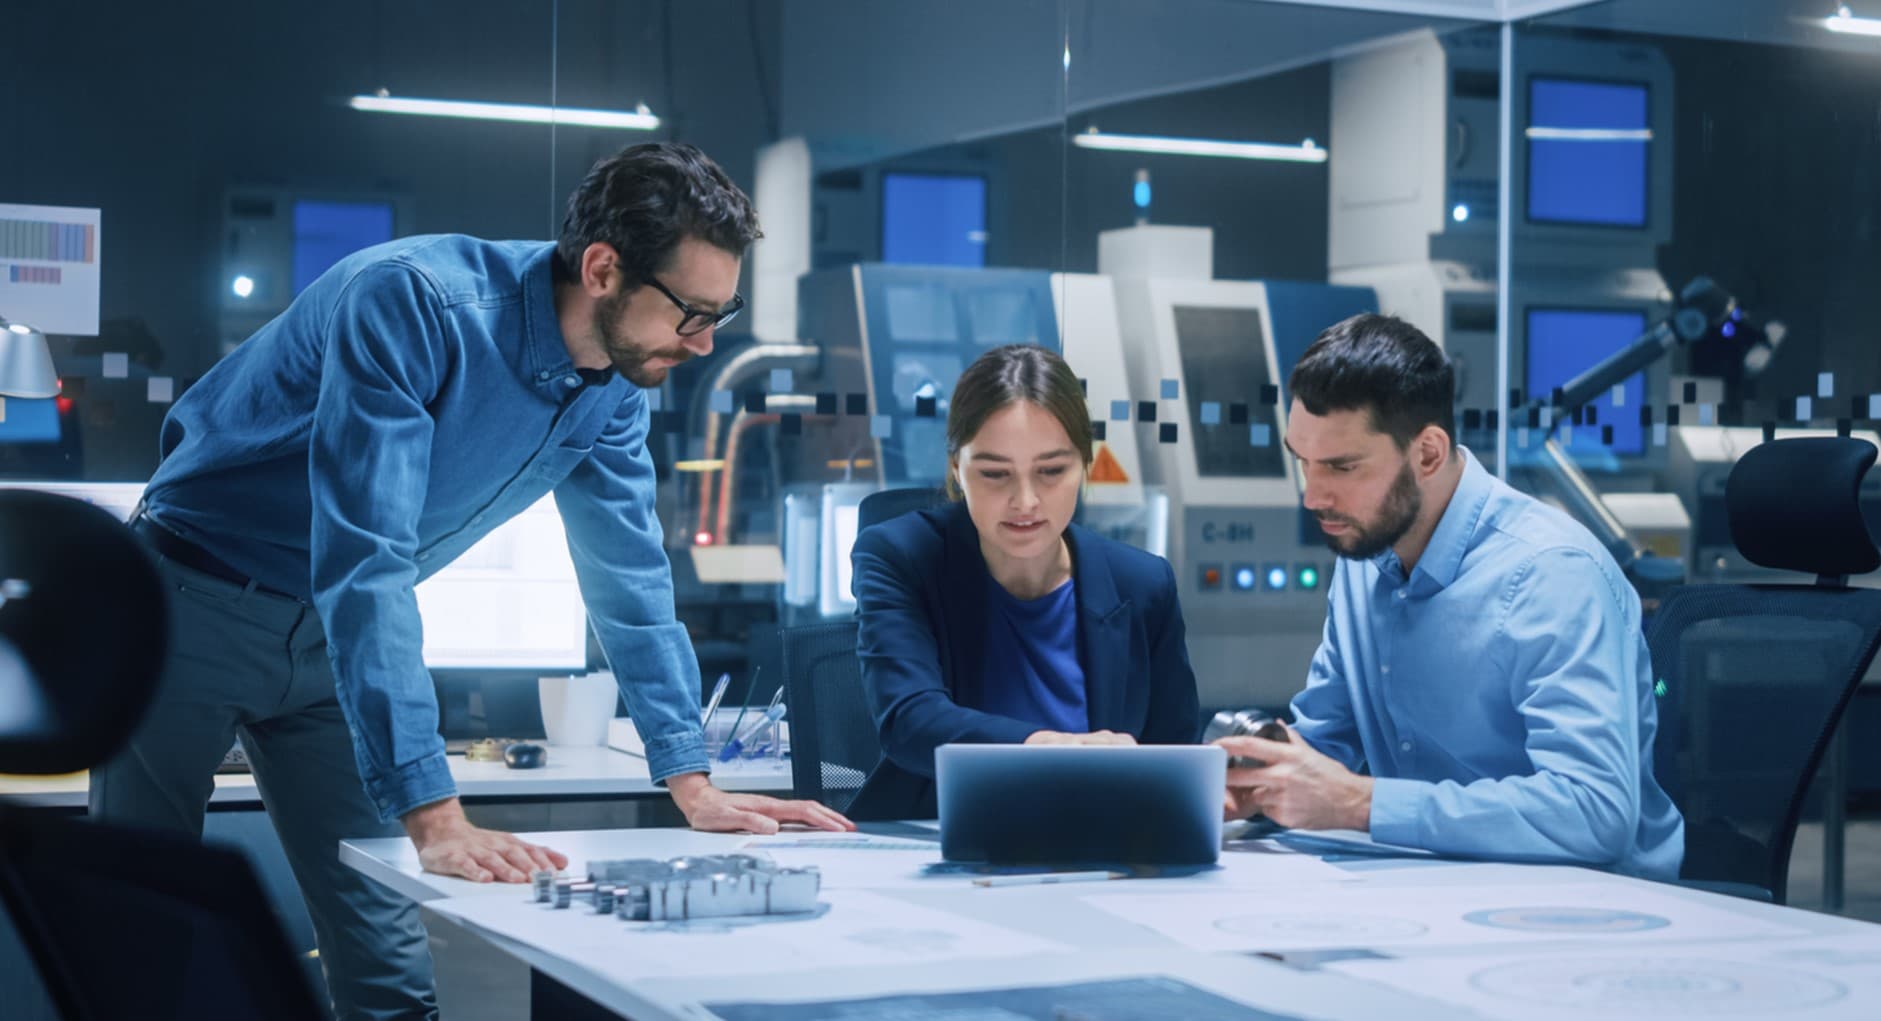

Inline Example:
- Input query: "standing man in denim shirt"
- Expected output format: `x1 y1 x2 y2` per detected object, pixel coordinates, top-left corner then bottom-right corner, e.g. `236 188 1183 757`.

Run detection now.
90 143 853 1019
1217 314 1682 881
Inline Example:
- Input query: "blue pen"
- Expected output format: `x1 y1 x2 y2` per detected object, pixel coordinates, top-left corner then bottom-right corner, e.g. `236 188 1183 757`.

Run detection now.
716 703 786 762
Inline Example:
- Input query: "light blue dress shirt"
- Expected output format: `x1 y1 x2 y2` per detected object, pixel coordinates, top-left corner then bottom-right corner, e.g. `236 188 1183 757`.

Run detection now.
1290 448 1684 880
143 236 709 820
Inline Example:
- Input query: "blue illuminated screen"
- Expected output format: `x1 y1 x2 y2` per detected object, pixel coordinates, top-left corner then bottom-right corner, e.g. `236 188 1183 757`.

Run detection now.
293 200 395 295
0 397 61 443
882 174 986 268
1526 308 1648 455
1527 78 1649 227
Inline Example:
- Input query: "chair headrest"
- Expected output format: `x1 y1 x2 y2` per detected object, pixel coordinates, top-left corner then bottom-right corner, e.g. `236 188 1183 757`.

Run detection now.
0 491 169 774
1726 436 1881 579
857 487 947 533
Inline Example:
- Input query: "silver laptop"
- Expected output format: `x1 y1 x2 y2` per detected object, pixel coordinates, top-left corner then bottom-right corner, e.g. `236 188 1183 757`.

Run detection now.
936 744 1227 866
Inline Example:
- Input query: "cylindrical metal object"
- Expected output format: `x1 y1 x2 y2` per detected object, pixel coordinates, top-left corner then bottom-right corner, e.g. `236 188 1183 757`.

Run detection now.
1202 708 1290 768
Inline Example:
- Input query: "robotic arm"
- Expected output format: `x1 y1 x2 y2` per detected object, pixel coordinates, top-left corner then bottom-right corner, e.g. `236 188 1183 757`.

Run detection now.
1514 277 1737 595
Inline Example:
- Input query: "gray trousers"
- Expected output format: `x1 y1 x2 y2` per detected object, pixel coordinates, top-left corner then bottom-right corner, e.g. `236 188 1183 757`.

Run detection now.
89 555 437 1021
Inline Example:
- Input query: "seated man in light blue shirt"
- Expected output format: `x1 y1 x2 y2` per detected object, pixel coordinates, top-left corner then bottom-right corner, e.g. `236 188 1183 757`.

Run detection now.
1219 313 1683 880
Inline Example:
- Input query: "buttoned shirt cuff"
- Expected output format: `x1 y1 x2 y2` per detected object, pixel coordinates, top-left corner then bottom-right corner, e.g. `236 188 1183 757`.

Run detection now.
1368 776 1435 848
370 751 459 822
645 728 712 787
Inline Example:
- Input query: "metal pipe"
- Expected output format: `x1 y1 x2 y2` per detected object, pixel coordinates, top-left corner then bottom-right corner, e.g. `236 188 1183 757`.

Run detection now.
712 395 820 544
691 344 819 540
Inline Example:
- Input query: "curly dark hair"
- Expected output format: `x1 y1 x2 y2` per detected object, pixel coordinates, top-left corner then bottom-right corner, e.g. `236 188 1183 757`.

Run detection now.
556 142 762 283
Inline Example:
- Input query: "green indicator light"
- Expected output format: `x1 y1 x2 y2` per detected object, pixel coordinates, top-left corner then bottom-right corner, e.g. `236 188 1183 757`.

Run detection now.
1653 678 1668 698
1297 567 1320 590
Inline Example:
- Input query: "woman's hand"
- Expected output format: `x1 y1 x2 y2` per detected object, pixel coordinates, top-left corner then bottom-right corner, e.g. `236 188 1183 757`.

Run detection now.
1023 730 1137 746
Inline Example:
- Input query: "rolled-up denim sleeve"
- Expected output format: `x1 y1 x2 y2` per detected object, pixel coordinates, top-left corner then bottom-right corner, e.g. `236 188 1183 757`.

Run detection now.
553 388 709 785
308 263 456 822
1369 548 1644 868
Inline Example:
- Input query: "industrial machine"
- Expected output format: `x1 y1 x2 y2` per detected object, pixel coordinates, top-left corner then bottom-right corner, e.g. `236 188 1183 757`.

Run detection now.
1103 225 1377 709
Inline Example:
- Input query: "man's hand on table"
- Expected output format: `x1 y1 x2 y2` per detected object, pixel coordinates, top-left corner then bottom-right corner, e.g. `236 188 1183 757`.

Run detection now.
402 797 569 883
666 772 855 834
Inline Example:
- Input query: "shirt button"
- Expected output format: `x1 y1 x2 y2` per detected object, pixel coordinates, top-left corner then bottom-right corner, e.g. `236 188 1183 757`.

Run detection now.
470 514 484 526
1400 740 1413 752
1381 664 1391 675
1395 590 1407 600
563 375 581 388
416 552 430 562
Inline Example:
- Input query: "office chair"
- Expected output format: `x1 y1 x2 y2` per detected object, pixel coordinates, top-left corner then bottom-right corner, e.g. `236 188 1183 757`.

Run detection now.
857 486 946 532
1648 436 1881 903
0 490 325 1020
780 620 882 814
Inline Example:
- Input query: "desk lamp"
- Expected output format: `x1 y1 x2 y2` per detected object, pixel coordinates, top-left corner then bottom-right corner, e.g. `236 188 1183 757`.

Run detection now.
0 317 59 398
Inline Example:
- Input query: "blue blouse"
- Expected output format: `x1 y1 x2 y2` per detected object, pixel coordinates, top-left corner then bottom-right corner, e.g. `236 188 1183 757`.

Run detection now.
979 576 1088 733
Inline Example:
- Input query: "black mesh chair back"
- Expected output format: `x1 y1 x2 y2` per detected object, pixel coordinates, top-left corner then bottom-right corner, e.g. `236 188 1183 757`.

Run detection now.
0 805 326 1021
0 491 323 1020
858 487 946 532
782 620 883 813
1648 437 1881 902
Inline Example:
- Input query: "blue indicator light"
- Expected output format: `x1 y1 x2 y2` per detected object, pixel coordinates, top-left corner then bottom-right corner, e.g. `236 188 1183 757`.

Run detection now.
1232 566 1257 591
1266 567 1288 591
1133 180 1151 209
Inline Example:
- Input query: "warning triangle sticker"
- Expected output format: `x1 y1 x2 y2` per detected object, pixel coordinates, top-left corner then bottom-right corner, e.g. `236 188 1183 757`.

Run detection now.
1089 443 1130 484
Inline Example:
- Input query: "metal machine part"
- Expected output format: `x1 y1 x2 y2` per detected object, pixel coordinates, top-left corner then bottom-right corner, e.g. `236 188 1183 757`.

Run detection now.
1202 709 1291 768
532 854 821 921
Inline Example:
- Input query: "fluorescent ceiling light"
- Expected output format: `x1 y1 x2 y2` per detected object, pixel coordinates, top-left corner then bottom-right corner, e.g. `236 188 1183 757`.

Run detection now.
348 94 660 130
1073 130 1326 163
1826 6 1881 36
1524 127 1653 142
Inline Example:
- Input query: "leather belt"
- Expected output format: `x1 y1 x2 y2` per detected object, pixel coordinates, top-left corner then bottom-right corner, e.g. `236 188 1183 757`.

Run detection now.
132 516 298 600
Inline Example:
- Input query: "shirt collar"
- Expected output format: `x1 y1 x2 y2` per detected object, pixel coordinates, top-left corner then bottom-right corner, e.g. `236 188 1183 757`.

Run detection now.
521 245 629 397
523 244 579 389
1411 446 1493 590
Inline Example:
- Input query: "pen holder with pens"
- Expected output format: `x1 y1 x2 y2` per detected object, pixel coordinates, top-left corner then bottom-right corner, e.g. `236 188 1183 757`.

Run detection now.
704 704 789 763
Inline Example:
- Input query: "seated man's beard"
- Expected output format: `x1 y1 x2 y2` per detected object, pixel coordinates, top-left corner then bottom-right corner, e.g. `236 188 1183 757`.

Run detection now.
1318 461 1420 561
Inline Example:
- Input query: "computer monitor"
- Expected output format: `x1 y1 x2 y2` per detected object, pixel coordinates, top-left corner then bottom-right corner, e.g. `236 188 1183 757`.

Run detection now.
881 173 987 268
291 199 395 295
1525 307 1650 456
0 483 588 671
415 496 589 671
816 482 873 619
0 481 144 520
1526 77 1651 229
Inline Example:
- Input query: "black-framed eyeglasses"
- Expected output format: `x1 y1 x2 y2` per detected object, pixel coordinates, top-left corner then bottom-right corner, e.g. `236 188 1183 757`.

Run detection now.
643 276 745 337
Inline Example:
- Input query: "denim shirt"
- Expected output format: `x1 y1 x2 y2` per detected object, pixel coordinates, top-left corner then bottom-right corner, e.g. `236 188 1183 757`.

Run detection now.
142 235 709 820
1291 449 1684 880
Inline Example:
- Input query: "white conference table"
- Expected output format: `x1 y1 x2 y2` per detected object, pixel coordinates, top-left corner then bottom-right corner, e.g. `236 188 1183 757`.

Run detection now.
342 825 1881 1020
0 746 790 810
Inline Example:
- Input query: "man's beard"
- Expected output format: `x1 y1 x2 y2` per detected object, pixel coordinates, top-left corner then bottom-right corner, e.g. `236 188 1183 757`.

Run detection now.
1317 458 1421 561
595 290 691 389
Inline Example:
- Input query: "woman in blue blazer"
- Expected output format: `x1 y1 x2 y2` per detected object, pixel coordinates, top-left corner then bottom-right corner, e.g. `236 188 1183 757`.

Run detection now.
847 344 1200 820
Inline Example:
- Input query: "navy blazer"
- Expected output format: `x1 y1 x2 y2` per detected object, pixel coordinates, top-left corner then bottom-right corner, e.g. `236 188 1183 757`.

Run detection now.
847 501 1201 820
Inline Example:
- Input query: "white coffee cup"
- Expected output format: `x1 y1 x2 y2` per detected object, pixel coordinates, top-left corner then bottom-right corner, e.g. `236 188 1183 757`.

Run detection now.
538 671 618 747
